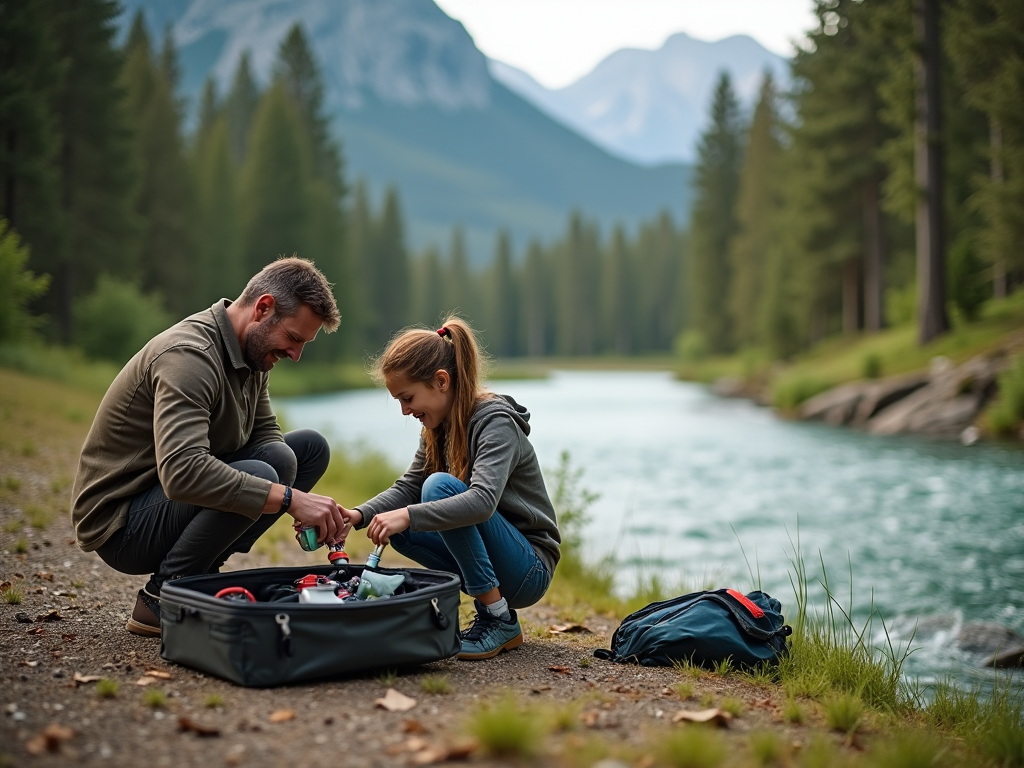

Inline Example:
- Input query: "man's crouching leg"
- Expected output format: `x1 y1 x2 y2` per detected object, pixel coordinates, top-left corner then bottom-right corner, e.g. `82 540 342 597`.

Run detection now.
97 429 330 636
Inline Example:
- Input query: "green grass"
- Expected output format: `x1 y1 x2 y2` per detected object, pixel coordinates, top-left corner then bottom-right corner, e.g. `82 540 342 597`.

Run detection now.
720 697 744 717
96 678 119 699
2 475 21 491
268 362 372 396
204 693 225 708
824 692 864 735
14 537 28 554
0 342 118 395
376 669 399 687
783 698 805 724
673 682 695 701
466 693 545 759
1 587 23 605
658 727 728 768
24 504 53 529
419 675 452 695
2 518 23 533
868 731 947 768
676 290 1024 411
143 689 167 708
747 730 785 766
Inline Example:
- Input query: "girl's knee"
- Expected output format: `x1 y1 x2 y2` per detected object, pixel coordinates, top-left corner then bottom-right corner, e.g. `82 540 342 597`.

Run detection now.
420 472 466 503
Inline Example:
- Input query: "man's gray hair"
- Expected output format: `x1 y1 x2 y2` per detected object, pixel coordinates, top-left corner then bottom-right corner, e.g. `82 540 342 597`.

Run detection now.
237 256 340 332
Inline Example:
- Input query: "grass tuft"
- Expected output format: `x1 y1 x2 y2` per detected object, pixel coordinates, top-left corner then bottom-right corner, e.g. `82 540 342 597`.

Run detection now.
712 656 734 677
824 692 863 735
548 700 582 733
143 688 167 708
659 726 727 768
869 731 947 768
783 698 804 724
204 693 225 708
2 475 21 491
2 587 23 605
96 678 119 699
466 692 545 758
24 504 53 529
419 675 452 695
720 697 744 717
747 730 785 766
14 537 28 554
376 668 399 687
2 518 23 533
673 682 694 701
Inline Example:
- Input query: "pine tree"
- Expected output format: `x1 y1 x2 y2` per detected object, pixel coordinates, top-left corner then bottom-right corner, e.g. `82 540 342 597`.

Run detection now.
947 0 1024 298
123 18 197 317
225 52 260 164
520 239 549 357
193 116 241 303
273 24 344 199
444 225 474 323
687 73 743 353
728 73 782 348
488 230 517 357
239 82 310 278
412 245 445 325
347 180 377 356
372 186 409 343
0 0 64 323
602 225 633 355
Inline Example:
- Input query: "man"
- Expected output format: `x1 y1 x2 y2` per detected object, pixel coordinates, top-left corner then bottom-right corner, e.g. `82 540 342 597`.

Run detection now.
71 257 348 636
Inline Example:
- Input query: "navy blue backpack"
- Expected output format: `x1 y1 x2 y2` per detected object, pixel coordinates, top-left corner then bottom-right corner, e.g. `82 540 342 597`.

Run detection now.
594 588 792 669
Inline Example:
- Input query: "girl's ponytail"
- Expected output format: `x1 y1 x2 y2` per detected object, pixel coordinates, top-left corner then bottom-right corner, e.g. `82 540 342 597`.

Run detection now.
373 315 491 480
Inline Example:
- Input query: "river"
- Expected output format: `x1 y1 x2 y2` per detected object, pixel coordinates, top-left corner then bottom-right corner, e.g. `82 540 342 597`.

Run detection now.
278 370 1024 689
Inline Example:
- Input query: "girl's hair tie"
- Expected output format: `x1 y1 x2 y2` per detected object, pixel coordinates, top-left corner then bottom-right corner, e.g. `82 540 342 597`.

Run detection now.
437 326 451 339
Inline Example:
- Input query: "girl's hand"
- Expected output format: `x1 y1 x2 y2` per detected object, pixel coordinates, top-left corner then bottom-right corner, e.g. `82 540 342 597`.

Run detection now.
341 506 363 528
367 508 410 546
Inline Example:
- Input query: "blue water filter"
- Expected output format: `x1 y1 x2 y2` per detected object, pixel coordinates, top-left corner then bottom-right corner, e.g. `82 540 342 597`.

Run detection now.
365 544 385 569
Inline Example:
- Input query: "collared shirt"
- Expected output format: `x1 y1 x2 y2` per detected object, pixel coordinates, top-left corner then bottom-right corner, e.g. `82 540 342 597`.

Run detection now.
70 300 283 552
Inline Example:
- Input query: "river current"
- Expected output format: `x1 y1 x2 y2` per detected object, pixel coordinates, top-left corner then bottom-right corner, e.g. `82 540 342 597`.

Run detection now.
278 370 1024 688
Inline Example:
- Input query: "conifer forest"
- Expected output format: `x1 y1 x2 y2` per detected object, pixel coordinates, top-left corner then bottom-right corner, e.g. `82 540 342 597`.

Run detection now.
1 0 1022 365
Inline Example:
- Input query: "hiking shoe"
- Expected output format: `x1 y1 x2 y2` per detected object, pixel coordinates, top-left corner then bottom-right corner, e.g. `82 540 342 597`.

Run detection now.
457 603 523 660
126 588 161 637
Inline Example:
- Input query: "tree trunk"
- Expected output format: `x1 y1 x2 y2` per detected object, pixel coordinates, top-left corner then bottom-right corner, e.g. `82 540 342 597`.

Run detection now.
914 0 949 345
862 177 885 332
843 259 860 335
990 118 1007 299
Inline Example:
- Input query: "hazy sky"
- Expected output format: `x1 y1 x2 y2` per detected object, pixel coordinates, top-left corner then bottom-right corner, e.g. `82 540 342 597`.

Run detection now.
434 0 817 89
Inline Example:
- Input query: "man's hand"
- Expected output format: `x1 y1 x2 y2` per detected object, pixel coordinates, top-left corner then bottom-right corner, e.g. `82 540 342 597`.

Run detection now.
366 508 410 546
287 489 348 544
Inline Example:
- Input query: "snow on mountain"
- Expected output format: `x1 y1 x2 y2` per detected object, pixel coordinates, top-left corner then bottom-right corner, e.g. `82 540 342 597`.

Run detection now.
490 33 789 165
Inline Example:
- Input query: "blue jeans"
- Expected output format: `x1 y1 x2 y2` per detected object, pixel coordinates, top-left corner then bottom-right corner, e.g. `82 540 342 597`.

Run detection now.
389 473 551 610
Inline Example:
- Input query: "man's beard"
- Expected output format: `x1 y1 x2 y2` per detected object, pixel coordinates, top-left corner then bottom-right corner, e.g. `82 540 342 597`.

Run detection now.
243 320 277 372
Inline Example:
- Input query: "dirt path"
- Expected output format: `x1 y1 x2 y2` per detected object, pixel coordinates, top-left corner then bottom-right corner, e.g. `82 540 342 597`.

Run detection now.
0 370 810 767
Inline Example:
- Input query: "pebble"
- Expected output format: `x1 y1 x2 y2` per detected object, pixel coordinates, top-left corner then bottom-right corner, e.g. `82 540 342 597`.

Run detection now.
53 669 65 678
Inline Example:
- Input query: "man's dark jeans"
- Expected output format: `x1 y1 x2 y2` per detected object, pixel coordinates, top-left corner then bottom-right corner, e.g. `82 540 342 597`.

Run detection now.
96 429 330 595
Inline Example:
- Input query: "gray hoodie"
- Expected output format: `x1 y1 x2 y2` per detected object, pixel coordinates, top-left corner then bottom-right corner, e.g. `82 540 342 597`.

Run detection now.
355 395 561 576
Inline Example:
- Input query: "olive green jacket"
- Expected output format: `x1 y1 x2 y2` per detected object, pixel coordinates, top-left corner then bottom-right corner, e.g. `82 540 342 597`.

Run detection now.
70 300 282 552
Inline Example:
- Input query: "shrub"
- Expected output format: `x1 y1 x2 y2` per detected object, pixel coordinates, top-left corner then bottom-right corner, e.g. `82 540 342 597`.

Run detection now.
985 353 1024 437
73 275 171 364
772 375 832 412
675 329 709 363
862 352 883 380
0 219 50 344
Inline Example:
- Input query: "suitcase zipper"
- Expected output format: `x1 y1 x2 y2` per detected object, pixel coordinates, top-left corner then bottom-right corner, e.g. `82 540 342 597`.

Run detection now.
275 613 294 657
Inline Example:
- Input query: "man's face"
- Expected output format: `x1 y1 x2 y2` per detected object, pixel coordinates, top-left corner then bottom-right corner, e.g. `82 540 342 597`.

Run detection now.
243 302 322 372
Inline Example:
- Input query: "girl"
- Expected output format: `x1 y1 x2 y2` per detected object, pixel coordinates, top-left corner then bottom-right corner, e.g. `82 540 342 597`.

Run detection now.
343 317 560 660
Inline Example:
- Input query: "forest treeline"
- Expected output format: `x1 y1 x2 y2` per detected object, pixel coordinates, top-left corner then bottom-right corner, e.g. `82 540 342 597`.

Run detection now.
1 0 1022 366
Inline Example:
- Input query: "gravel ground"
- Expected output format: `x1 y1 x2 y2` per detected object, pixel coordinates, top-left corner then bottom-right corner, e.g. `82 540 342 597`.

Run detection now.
0 370 814 767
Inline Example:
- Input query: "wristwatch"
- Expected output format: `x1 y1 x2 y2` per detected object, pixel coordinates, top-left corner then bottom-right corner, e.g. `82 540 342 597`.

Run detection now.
280 485 292 514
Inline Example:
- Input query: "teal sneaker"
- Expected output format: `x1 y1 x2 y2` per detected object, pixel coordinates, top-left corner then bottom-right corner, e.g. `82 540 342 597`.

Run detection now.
457 602 523 660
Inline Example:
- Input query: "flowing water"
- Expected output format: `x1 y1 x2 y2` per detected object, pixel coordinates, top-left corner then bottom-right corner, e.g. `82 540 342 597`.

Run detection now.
278 370 1024 689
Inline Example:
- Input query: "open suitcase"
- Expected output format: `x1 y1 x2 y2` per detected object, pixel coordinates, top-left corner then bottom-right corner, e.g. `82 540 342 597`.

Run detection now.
159 564 462 687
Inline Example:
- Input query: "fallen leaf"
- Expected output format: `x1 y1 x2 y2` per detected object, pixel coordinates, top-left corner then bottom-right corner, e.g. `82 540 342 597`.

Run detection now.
444 738 477 761
671 708 733 728
36 610 62 622
268 709 295 723
145 669 172 680
178 716 220 737
411 745 449 765
27 626 46 635
135 677 158 686
15 612 32 623
549 623 593 634
530 685 552 694
548 665 571 675
0 580 10 591
402 719 427 734
404 737 429 752
35 571 54 581
61 634 77 642
581 710 601 727
24 723 74 755
72 672 101 685
22 660 39 668
374 688 417 712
